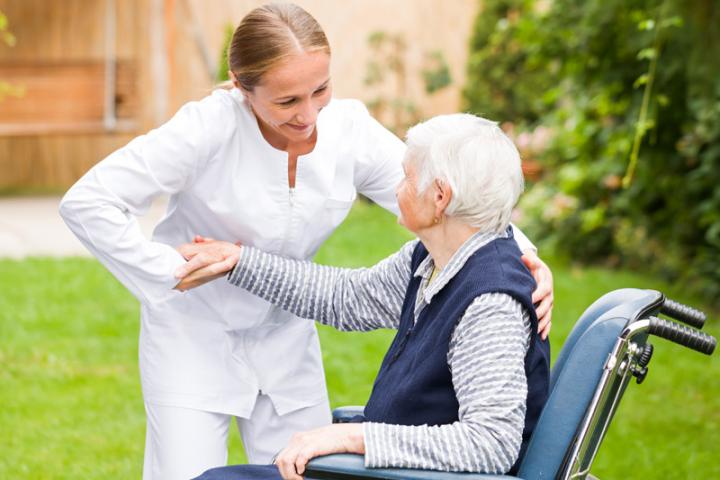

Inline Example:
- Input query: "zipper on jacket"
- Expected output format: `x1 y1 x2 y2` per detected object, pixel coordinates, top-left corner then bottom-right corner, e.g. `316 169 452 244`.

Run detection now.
261 186 296 328
279 187 295 255
390 326 414 363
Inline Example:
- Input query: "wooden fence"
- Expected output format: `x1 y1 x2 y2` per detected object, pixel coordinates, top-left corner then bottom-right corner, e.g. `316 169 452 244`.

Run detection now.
0 0 477 190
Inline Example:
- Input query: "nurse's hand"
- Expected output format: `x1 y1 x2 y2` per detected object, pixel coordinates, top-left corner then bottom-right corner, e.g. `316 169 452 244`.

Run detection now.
522 251 554 340
275 424 365 480
174 240 241 291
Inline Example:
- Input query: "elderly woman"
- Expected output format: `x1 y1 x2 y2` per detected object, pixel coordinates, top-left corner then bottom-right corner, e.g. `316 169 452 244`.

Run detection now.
177 113 550 479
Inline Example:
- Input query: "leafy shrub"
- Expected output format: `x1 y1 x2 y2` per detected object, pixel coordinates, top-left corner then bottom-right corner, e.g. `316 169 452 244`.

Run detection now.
0 9 24 101
363 31 452 135
465 0 720 305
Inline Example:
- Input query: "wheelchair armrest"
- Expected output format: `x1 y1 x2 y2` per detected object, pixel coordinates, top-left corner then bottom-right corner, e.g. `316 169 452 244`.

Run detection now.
332 406 365 423
305 454 521 479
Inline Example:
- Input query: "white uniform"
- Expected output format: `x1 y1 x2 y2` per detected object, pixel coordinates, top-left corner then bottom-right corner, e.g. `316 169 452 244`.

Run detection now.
59 88 535 479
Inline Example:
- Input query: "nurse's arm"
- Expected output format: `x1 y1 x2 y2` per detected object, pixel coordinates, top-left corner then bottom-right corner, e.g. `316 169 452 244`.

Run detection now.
226 240 419 331
58 97 229 306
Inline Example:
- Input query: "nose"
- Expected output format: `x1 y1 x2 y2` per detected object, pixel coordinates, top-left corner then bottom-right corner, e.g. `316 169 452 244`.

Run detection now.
296 99 318 125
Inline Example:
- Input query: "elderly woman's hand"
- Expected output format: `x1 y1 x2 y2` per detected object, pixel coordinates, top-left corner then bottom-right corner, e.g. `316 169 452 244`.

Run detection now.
275 424 365 480
521 252 554 340
174 239 241 291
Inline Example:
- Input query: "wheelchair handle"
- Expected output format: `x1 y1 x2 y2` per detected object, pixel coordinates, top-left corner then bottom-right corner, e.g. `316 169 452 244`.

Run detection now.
648 317 716 355
661 298 706 329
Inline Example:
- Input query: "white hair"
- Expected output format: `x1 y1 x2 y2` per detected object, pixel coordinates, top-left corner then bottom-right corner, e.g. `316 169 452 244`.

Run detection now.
405 113 524 234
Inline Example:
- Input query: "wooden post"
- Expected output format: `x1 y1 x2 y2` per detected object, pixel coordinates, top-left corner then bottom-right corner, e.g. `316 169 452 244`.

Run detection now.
103 0 117 131
164 0 176 113
149 0 171 124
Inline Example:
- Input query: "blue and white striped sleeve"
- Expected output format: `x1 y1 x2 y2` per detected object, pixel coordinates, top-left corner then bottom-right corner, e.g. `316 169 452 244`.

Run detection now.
227 240 418 331
363 293 531 474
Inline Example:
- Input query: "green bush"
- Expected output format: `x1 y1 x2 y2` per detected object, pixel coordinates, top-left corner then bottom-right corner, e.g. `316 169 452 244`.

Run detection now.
465 0 720 306
0 9 24 102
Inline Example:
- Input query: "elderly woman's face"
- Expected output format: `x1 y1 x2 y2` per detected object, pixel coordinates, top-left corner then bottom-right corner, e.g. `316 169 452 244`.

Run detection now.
396 158 435 233
242 51 332 147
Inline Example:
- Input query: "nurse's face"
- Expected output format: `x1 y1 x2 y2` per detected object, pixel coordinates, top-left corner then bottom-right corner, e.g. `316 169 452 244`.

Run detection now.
242 51 332 148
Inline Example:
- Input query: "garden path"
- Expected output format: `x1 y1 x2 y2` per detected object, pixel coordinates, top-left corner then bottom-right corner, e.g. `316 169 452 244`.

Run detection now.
0 196 167 258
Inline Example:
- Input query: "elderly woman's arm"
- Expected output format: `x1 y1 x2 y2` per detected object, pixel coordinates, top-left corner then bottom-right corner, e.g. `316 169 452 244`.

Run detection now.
273 292 530 476
364 292 530 473
225 240 417 331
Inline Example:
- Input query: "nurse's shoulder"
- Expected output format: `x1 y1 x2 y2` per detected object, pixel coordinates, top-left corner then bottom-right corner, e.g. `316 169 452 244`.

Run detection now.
320 98 377 133
167 88 244 148
125 87 251 178
318 98 405 213
319 98 403 151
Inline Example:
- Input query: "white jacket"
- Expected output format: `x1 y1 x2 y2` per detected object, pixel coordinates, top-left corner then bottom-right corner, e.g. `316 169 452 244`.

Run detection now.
59 89 534 417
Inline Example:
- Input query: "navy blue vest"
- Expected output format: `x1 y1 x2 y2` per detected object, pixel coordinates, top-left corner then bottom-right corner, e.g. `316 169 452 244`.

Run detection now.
362 233 550 473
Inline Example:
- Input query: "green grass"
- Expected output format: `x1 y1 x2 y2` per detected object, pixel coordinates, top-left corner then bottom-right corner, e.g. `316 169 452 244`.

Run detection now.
1 201 718 479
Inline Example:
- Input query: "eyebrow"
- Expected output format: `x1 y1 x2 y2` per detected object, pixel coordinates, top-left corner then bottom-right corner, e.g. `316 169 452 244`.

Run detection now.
275 78 331 102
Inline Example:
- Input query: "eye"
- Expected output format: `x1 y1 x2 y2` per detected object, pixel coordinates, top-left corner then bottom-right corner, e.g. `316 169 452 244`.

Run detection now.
313 85 328 95
278 98 297 106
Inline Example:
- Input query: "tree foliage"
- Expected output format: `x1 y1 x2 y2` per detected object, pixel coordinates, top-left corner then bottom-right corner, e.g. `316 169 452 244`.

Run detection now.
364 31 452 135
0 9 24 102
216 24 234 83
464 0 720 305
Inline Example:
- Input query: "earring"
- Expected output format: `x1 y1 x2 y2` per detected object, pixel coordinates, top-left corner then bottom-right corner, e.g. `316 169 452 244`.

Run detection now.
433 217 439 224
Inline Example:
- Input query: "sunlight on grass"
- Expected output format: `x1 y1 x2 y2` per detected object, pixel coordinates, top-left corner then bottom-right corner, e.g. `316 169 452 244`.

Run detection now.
1 201 717 478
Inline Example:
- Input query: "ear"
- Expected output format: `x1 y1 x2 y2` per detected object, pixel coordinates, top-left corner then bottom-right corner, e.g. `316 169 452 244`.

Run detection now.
228 71 243 91
433 178 453 219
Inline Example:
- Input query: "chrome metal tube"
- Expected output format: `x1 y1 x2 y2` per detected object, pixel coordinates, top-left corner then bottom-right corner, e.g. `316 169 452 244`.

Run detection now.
561 320 651 479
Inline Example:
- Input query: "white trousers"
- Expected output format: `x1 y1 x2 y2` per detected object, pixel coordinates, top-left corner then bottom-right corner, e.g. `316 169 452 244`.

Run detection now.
142 395 331 480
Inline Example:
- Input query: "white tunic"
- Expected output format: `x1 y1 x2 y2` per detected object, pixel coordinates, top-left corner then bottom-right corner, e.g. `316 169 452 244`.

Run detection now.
59 88 534 418
59 89 407 417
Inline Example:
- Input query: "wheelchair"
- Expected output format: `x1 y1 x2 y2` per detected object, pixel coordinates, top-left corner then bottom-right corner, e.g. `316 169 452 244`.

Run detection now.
304 288 716 480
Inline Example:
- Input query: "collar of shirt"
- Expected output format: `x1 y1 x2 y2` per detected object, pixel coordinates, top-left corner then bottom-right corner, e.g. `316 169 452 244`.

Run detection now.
412 229 506 315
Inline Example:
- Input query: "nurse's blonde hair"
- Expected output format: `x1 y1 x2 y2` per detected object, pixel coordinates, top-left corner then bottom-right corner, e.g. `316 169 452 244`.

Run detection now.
225 3 330 91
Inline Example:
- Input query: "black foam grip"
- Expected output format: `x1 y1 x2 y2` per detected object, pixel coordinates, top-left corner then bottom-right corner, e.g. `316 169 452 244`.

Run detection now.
648 317 716 355
661 299 706 329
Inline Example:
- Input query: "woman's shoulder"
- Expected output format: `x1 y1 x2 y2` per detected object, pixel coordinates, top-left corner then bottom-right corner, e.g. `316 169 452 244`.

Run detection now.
170 89 249 143
191 88 244 117
322 98 397 143
165 89 237 127
323 98 372 123
151 89 248 167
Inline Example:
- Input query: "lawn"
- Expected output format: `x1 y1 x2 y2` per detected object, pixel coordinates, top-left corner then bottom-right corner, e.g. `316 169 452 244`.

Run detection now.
1 201 718 479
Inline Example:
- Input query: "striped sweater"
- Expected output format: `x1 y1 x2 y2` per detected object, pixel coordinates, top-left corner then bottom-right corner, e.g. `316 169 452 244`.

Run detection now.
228 230 531 474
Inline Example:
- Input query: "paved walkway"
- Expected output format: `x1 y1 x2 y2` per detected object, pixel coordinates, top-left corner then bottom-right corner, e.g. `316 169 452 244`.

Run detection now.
0 196 167 258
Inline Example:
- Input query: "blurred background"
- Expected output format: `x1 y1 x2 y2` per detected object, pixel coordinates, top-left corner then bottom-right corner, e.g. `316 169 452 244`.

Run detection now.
1 0 718 478
0 0 474 188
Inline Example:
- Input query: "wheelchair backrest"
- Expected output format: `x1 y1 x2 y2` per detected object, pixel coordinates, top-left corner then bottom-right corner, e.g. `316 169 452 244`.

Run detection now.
517 288 662 479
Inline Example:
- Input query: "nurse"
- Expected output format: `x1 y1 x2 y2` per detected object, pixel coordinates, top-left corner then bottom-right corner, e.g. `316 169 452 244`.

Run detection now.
59 3 553 480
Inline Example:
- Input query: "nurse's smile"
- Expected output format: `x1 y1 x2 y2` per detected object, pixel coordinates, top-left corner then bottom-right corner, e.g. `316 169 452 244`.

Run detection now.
287 122 312 132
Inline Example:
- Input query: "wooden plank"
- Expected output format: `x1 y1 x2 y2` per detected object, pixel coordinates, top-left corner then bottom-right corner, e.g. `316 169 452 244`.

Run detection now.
0 63 105 123
0 133 136 189
0 120 139 137
0 0 150 190
0 61 138 133
0 0 106 61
